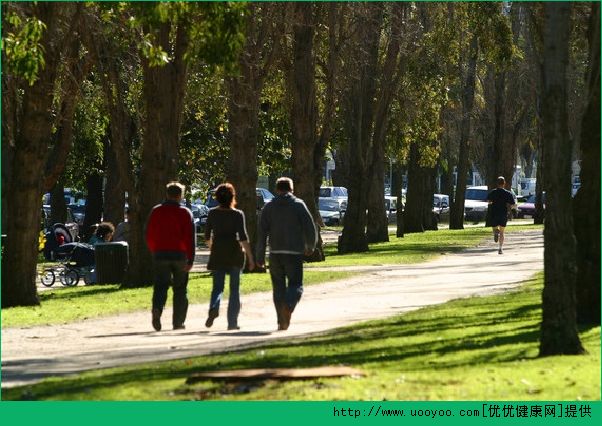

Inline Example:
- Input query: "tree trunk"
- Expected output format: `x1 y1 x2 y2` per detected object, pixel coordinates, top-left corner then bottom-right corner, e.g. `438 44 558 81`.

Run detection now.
226 79 261 252
125 20 189 287
103 137 126 227
450 34 479 229
288 3 325 262
404 144 427 234
338 4 383 254
393 162 405 238
366 3 403 244
1 3 80 307
539 2 584 356
488 69 508 188
50 179 67 225
423 167 438 231
1 24 18 234
573 2 600 326
43 38 91 193
227 5 281 254
82 172 104 241
309 2 343 259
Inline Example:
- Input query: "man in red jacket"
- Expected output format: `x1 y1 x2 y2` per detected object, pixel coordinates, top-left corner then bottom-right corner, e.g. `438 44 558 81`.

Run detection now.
146 182 196 331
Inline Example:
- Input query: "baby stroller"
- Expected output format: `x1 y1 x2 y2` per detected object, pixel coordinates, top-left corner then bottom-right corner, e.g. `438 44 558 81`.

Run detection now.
40 224 95 287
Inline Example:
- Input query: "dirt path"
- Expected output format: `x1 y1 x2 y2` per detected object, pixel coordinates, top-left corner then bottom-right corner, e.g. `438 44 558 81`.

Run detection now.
2 230 543 388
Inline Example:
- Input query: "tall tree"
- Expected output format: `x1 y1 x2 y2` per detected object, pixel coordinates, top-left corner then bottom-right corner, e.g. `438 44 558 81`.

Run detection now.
338 3 383 253
539 2 584 356
2 3 83 307
573 2 600 326
526 4 547 224
365 3 404 243
226 3 283 253
448 30 478 230
285 2 345 260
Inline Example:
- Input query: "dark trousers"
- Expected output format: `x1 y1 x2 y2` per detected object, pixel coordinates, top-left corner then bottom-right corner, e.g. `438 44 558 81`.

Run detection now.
152 259 189 327
269 253 304 313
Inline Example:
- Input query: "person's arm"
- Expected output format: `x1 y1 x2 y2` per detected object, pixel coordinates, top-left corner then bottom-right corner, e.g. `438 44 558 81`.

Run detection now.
509 192 517 208
237 211 255 270
185 209 196 271
240 240 255 271
204 211 213 250
145 208 157 253
299 202 317 255
256 206 269 267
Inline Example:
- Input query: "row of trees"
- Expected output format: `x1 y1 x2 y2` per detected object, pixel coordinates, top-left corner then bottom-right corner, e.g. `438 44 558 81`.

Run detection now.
2 2 599 356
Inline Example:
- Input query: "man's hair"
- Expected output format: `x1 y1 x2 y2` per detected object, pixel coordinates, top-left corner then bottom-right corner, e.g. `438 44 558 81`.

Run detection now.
215 183 236 208
276 177 294 193
166 181 185 199
497 176 506 186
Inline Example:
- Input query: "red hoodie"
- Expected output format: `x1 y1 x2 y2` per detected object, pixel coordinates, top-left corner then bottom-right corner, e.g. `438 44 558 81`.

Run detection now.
145 201 195 264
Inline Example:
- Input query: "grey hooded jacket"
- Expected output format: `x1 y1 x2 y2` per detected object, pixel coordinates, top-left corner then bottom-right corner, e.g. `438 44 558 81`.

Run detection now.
256 192 317 264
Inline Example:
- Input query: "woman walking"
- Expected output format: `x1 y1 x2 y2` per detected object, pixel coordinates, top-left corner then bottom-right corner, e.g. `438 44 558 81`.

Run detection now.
204 183 255 330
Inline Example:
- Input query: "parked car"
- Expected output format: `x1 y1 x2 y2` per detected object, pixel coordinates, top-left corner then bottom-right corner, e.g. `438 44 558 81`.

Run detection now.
42 205 79 241
319 186 348 215
464 185 518 221
517 192 546 218
318 198 342 226
384 196 398 223
464 186 490 222
190 204 209 232
433 194 450 223
256 187 274 210
205 187 274 211
68 203 86 227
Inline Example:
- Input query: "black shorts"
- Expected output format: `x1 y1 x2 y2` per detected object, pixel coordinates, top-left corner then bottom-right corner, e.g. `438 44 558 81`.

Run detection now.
491 214 508 227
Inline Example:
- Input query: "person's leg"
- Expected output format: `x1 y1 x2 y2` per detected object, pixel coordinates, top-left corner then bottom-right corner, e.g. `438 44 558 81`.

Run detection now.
171 260 189 329
269 254 287 327
151 260 171 331
206 270 225 327
493 226 500 243
227 267 241 329
283 254 304 311
498 226 506 253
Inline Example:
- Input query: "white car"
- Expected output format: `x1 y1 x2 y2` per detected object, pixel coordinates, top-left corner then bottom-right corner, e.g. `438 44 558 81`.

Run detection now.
464 186 490 222
319 186 348 215
318 197 342 226
433 194 450 223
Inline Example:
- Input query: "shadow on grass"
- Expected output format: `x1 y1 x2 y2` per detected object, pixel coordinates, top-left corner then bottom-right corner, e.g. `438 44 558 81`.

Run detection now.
323 242 474 260
3 283 553 401
39 285 123 302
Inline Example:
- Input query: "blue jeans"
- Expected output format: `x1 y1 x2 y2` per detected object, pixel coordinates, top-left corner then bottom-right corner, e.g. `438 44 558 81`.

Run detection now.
152 259 189 327
210 268 241 328
269 253 304 313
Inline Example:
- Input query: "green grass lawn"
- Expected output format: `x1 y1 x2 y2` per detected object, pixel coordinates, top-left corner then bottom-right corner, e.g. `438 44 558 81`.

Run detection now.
3 225 542 328
311 224 542 267
4 272 598 401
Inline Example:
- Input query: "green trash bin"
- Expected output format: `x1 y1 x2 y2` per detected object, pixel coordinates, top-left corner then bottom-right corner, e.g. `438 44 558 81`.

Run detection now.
95 242 129 284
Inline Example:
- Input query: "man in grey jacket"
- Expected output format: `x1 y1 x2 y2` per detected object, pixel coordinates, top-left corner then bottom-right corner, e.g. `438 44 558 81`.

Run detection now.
256 177 317 330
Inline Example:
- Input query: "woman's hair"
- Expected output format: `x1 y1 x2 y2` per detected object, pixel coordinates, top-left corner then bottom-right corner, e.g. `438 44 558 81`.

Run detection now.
96 222 115 240
215 183 236 208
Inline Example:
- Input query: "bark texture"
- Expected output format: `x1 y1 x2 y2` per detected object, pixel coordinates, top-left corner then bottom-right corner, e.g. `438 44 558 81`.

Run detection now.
573 2 600 326
539 2 584 356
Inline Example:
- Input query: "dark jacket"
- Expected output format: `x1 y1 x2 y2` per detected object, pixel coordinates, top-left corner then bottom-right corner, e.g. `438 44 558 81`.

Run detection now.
146 200 196 264
256 193 317 264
